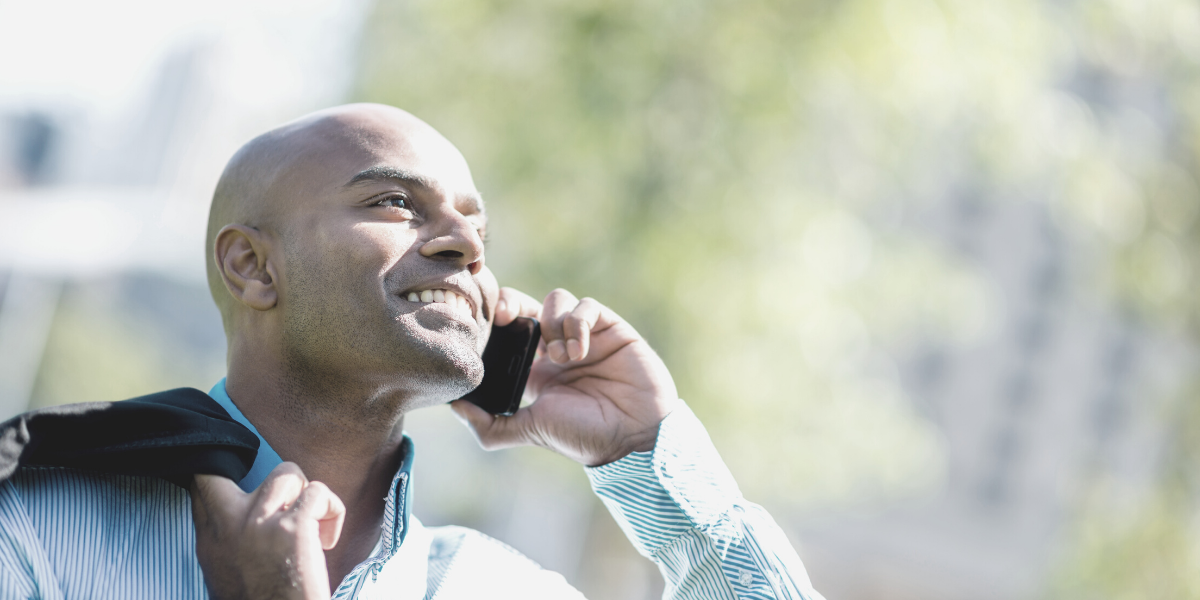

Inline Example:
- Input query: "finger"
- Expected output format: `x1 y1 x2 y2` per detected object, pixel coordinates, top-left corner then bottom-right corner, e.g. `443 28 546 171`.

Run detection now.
539 288 579 363
252 462 308 518
494 287 542 327
191 474 245 525
291 481 346 550
449 400 535 451
190 477 210 526
562 297 603 361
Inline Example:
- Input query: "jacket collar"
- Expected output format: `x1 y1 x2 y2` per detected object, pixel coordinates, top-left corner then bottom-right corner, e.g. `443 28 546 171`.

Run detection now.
0 387 258 488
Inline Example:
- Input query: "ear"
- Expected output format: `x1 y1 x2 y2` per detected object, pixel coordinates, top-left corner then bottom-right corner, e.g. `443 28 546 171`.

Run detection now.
214 224 278 311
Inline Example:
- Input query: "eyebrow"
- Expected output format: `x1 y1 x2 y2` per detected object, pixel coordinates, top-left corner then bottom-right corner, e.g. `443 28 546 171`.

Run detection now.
343 166 485 215
343 165 433 188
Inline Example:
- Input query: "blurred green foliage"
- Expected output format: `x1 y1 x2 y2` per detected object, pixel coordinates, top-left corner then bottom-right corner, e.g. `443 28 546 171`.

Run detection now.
30 278 227 408
356 0 983 510
1027 1 1200 598
356 0 1200 596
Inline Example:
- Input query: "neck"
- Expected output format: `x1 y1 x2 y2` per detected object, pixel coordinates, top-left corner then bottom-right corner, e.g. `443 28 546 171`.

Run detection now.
225 359 411 589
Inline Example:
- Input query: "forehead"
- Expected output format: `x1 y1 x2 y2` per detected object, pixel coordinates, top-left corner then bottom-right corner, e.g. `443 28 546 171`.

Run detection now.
281 108 482 206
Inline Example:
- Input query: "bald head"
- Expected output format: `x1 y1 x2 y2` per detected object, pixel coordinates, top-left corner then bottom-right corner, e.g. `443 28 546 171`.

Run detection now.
206 103 478 334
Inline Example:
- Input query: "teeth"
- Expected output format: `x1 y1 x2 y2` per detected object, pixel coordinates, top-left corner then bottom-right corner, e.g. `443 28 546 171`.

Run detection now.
405 288 473 317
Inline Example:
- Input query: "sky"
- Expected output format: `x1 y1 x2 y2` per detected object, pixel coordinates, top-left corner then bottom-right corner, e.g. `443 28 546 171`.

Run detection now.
0 0 369 283
0 0 361 114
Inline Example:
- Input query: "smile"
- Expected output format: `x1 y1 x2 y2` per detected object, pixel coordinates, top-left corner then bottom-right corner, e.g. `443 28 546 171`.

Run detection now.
405 288 473 319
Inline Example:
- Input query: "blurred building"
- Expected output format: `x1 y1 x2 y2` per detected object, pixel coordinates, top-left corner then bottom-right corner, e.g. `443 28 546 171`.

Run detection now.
0 2 369 418
794 195 1186 599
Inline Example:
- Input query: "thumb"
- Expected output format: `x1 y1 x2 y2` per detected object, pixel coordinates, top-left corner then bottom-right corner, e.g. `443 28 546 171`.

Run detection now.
450 400 534 451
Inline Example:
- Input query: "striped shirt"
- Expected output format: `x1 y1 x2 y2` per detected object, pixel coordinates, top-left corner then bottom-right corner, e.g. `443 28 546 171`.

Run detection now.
0 381 824 599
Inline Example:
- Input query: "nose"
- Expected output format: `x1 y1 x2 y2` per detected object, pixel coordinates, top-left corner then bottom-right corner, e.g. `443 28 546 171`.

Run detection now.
418 204 485 275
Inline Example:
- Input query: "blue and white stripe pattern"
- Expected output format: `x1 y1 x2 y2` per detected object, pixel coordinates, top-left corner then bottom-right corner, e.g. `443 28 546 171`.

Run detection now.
588 402 825 600
0 468 206 599
0 386 822 599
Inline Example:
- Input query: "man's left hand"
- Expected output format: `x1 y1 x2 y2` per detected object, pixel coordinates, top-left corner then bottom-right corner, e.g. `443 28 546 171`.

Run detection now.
451 288 679 466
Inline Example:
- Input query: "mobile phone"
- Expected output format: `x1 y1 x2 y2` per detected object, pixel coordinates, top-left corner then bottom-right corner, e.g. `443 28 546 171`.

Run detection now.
462 317 541 416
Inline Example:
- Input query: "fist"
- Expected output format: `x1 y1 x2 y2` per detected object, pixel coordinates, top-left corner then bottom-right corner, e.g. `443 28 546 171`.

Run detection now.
190 463 346 600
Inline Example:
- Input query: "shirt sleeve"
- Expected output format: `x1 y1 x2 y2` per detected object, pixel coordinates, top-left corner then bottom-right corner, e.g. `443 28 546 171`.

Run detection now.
586 402 826 600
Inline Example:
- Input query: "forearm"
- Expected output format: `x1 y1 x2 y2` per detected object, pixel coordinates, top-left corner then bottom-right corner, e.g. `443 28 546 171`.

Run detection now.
586 403 824 600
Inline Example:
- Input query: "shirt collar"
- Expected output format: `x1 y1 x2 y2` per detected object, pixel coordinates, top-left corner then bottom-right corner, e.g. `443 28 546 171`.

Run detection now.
208 379 284 493
207 378 415 556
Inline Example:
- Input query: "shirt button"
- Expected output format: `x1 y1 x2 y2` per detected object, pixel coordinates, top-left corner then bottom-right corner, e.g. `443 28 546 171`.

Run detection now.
738 571 753 586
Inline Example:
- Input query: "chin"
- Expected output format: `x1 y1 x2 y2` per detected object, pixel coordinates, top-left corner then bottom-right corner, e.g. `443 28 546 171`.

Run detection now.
376 312 483 407
398 334 485 409
443 350 485 397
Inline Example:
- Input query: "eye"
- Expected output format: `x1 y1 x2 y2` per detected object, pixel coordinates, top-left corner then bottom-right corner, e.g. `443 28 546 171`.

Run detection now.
372 194 417 220
375 195 409 210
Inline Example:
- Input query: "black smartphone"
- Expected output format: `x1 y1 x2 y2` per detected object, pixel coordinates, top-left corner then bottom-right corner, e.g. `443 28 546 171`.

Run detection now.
462 317 541 416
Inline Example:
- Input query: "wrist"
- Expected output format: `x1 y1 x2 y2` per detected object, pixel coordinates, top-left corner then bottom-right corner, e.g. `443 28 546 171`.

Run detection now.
585 421 662 467
628 424 660 454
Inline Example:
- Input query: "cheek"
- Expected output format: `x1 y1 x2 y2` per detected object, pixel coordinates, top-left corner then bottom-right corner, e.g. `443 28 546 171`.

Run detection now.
343 223 417 281
477 267 500 321
285 222 415 318
475 267 500 352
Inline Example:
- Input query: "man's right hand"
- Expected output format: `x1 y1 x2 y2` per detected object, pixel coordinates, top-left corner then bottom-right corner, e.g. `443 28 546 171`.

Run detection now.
190 462 346 600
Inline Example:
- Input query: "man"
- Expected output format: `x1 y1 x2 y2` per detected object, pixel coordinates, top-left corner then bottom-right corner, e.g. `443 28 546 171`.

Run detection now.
0 104 824 599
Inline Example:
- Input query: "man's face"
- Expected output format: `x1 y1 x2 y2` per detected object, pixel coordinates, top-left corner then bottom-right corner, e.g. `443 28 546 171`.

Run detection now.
268 111 498 408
